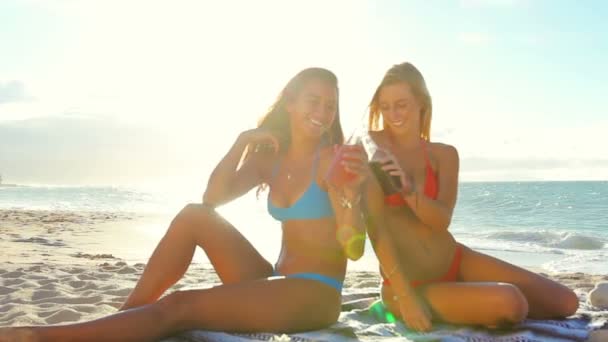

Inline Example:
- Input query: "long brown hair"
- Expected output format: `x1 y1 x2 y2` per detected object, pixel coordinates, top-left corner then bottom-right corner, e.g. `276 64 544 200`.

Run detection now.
368 62 433 141
247 67 343 194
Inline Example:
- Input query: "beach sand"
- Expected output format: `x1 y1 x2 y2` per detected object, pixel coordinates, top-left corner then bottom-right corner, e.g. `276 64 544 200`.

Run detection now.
2 209 607 340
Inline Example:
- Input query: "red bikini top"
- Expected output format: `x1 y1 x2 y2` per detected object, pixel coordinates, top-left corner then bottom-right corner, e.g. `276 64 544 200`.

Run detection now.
385 140 438 206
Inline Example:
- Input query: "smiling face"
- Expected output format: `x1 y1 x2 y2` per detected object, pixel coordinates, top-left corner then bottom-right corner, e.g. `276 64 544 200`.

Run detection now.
378 81 422 136
368 62 433 141
286 77 338 141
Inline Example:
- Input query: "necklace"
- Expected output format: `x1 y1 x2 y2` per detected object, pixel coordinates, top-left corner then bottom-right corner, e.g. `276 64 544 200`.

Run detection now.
280 149 316 182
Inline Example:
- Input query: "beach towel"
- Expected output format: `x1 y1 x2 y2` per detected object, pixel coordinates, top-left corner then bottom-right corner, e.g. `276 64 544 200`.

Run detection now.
164 294 608 342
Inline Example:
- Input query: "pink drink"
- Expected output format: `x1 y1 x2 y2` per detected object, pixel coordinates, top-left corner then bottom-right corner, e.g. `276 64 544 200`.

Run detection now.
326 144 362 188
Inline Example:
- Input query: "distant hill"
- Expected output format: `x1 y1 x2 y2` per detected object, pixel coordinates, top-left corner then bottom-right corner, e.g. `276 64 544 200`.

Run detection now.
0 115 221 186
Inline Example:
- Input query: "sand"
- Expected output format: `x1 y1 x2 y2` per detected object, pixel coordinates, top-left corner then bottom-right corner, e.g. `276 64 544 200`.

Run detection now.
1 209 607 340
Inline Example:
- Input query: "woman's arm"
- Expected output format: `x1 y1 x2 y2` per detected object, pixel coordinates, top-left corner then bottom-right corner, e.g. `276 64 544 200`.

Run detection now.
364 175 406 280
403 144 459 231
329 185 367 260
203 130 277 207
365 177 433 331
321 146 369 260
364 176 414 295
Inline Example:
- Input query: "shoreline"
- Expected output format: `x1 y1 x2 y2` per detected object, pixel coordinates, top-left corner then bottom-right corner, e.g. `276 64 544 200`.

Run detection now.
2 208 607 274
2 208 607 275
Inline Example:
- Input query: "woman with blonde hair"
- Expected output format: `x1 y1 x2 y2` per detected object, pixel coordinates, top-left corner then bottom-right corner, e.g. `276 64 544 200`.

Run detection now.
362 62 578 331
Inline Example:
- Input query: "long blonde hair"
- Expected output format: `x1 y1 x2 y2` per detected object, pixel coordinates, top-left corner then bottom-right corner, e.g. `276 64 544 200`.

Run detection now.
368 62 432 141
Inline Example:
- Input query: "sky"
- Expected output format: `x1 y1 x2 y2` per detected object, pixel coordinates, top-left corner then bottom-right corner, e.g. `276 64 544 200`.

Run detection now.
1 0 607 187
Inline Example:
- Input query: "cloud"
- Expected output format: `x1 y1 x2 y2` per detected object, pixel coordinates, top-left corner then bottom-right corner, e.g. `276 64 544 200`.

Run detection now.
0 80 32 104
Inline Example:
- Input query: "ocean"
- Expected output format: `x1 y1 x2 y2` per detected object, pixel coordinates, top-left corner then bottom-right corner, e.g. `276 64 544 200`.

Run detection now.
1 181 606 274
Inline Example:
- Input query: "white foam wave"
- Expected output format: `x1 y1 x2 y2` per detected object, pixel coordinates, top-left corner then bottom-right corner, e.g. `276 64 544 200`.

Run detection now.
543 250 608 274
483 230 605 250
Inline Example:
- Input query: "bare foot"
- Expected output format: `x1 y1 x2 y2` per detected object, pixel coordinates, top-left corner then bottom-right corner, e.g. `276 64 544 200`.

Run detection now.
0 327 39 342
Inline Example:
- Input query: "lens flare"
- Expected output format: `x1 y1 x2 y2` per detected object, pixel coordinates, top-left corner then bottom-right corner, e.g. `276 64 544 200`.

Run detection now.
369 300 397 323
336 225 366 259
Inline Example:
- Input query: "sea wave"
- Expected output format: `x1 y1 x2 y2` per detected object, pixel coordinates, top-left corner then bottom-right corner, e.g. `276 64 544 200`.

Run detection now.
483 230 606 250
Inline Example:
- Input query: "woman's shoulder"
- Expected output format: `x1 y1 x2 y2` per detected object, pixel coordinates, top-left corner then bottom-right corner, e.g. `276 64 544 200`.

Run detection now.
428 141 459 166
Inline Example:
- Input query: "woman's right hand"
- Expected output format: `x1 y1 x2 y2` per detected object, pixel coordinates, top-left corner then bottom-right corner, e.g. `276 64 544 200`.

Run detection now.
396 292 433 332
238 128 280 154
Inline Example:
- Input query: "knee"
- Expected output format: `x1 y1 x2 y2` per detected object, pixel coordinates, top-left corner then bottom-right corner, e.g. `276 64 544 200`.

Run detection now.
494 284 529 324
171 203 213 229
178 203 212 220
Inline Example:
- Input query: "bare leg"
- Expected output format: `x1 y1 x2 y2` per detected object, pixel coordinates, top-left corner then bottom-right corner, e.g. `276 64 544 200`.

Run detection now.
0 277 341 342
458 245 579 318
379 245 577 327
0 329 37 342
121 203 273 310
382 281 529 327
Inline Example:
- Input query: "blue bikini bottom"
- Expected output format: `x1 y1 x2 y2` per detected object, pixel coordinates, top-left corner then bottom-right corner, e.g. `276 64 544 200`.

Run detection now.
272 270 343 293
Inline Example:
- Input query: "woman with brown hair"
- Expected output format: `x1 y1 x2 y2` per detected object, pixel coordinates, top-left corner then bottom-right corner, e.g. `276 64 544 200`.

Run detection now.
0 67 370 341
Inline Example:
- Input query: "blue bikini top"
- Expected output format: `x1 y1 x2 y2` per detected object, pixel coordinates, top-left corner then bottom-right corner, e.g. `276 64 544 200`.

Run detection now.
267 151 334 222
